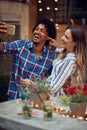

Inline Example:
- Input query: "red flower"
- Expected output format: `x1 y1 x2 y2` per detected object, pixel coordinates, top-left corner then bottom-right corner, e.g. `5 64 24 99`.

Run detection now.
64 84 87 96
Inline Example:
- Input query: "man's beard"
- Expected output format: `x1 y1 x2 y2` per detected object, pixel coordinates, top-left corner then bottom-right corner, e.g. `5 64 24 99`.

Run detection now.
33 41 40 45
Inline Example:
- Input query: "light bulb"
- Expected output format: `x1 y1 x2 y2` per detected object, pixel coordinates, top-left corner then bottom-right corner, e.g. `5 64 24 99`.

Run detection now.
46 7 51 10
39 8 43 11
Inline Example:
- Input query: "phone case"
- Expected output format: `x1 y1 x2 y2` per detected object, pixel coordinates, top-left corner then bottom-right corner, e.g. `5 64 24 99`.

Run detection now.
6 24 15 35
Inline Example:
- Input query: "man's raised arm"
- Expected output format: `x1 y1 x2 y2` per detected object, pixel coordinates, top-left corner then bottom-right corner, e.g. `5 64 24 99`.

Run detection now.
0 22 7 51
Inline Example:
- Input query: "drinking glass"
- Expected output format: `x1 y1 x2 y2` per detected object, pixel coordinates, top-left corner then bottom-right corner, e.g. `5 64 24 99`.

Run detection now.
43 100 54 121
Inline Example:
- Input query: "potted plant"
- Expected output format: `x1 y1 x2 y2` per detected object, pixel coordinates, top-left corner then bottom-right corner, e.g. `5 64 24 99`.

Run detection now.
69 87 87 118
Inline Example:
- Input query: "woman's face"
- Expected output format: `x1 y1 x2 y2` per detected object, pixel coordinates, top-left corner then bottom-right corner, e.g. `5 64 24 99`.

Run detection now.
61 29 76 53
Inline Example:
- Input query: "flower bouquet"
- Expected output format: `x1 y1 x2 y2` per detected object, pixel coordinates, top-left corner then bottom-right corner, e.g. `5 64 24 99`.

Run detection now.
20 77 51 109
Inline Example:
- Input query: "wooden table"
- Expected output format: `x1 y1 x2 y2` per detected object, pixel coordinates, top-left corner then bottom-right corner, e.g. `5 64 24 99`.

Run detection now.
0 99 87 130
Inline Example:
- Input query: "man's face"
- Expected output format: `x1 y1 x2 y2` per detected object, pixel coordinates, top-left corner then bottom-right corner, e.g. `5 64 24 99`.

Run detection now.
32 24 48 45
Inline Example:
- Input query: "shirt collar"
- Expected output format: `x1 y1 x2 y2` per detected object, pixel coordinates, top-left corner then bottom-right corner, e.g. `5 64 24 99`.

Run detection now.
28 41 48 53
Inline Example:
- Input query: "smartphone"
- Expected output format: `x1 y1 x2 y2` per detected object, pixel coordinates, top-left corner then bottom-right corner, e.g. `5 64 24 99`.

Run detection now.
6 24 16 35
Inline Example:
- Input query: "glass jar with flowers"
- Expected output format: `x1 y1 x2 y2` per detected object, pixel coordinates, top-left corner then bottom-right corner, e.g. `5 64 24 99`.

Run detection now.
20 86 33 119
20 77 51 112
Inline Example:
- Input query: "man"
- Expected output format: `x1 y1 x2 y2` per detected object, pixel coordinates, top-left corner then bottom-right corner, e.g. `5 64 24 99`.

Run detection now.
0 18 57 100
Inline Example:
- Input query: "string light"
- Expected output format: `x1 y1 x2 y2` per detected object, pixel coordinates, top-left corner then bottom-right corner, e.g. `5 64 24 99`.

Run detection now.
55 23 59 30
38 0 42 3
54 7 58 11
54 107 87 121
38 0 59 29
46 6 51 10
39 8 43 12
54 0 58 2
50 19 53 21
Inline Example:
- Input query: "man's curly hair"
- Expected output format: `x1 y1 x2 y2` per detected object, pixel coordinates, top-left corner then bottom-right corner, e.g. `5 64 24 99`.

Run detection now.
32 18 56 39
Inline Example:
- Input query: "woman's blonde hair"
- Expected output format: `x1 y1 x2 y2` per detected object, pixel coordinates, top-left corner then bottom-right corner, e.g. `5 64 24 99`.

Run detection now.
71 27 86 84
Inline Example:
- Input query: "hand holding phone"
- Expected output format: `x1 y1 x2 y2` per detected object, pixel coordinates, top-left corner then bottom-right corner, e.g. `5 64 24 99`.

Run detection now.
0 22 15 35
6 24 15 35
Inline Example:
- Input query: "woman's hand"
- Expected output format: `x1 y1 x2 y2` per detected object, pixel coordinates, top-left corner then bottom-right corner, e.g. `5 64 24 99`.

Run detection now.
20 78 31 87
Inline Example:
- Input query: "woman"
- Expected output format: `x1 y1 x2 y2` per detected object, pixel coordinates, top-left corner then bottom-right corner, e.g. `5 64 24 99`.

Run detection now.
48 26 86 98
20 26 86 98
